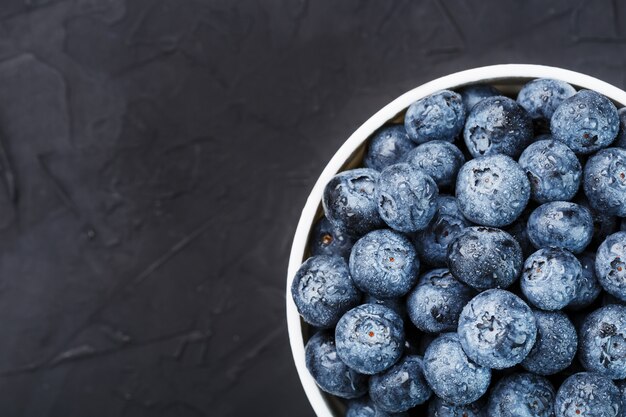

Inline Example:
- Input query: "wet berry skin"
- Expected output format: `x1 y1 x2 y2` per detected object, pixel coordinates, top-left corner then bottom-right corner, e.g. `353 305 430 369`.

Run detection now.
463 95 533 158
555 372 622 417
310 216 355 259
406 268 475 333
291 255 361 328
520 247 583 311
458 84 501 111
376 163 439 233
404 141 465 189
517 78 576 121
346 398 408 417
551 89 619 154
369 355 432 412
596 231 626 302
423 332 491 405
487 373 556 417
569 252 602 310
578 304 626 380
455 154 530 227
521 310 577 375
618 380 626 416
335 304 405 375
413 196 471 267
447 226 523 291
614 107 626 148
363 294 405 318
518 139 582 204
404 90 466 144
427 396 486 417
304 331 368 399
527 201 594 254
584 147 626 217
457 289 537 369
364 125 416 171
349 229 419 299
323 168 385 237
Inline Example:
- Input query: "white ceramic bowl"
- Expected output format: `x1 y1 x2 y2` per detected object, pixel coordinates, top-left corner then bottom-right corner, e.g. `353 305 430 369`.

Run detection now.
285 64 626 417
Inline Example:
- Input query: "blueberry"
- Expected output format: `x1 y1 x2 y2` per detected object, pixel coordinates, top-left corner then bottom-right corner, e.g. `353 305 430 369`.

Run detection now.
304 331 368 399
520 247 582 311
365 125 416 171
323 168 385 236
527 201 594 254
349 229 419 299
458 84 501 111
335 304 405 375
376 163 439 232
555 372 622 417
504 208 535 258
614 107 626 149
521 310 578 375
583 147 626 216
575 194 619 246
310 216 355 259
517 78 576 121
463 96 533 158
569 252 602 310
518 139 582 203
596 231 626 302
369 355 432 412
457 289 537 369
579 304 626 380
456 155 530 227
447 226 523 291
423 333 491 405
404 141 465 189
487 373 556 417
406 268 475 333
291 256 361 328
346 398 408 417
363 294 405 317
617 380 626 417
551 89 619 154
405 90 466 144
427 396 486 417
414 196 471 267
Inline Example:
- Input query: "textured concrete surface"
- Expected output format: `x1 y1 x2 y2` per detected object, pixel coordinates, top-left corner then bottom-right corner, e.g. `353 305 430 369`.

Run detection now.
0 1 625 416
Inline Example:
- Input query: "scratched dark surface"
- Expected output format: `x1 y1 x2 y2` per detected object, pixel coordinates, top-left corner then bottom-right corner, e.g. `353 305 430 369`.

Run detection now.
0 0 624 416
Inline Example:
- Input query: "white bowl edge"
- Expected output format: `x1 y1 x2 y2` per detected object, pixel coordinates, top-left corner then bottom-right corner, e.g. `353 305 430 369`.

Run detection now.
285 63 626 417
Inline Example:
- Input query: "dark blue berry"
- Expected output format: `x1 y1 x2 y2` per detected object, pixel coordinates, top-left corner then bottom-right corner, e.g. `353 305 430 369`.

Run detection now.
614 107 626 148
404 141 465 189
365 125 416 171
427 396 486 417
569 252 602 310
584 147 626 217
310 216 355 259
291 255 361 328
363 294 405 317
517 78 576 121
349 229 419 299
487 373 555 417
369 355 432 412
405 90 466 144
596 231 626 302
456 155 530 227
527 201 594 254
346 398 408 417
335 304 405 375
555 372 622 417
579 304 626 380
551 89 619 154
458 84 501 111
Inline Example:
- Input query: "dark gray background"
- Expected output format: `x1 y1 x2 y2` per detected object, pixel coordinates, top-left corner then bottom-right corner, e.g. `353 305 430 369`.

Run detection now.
0 0 623 416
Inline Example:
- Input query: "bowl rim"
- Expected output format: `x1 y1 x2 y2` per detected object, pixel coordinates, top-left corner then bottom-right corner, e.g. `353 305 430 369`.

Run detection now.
285 63 626 417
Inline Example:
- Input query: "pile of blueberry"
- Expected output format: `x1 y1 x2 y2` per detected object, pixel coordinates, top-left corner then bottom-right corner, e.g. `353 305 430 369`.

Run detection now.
291 79 626 417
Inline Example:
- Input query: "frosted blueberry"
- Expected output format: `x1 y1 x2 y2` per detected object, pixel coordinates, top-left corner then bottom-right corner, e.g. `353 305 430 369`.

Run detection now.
406 268 475 333
304 331 368 399
518 139 582 203
527 201 594 254
521 247 583 311
457 289 537 369
458 84 501 111
349 229 419 299
335 304 405 375
363 294 405 318
447 226 523 291
405 90 466 144
427 396 486 417
376 163 439 233
310 216 355 259
584 147 626 217
487 373 556 417
614 107 626 149
323 168 385 236
596 231 626 302
463 95 533 158
551 89 619 154
291 255 361 328
423 333 491 405
569 252 602 310
456 155 530 227
346 398 408 417
404 141 465 189
579 304 626 380
369 355 432 412
517 78 576 121
365 125 416 171
521 310 577 375
555 372 622 417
